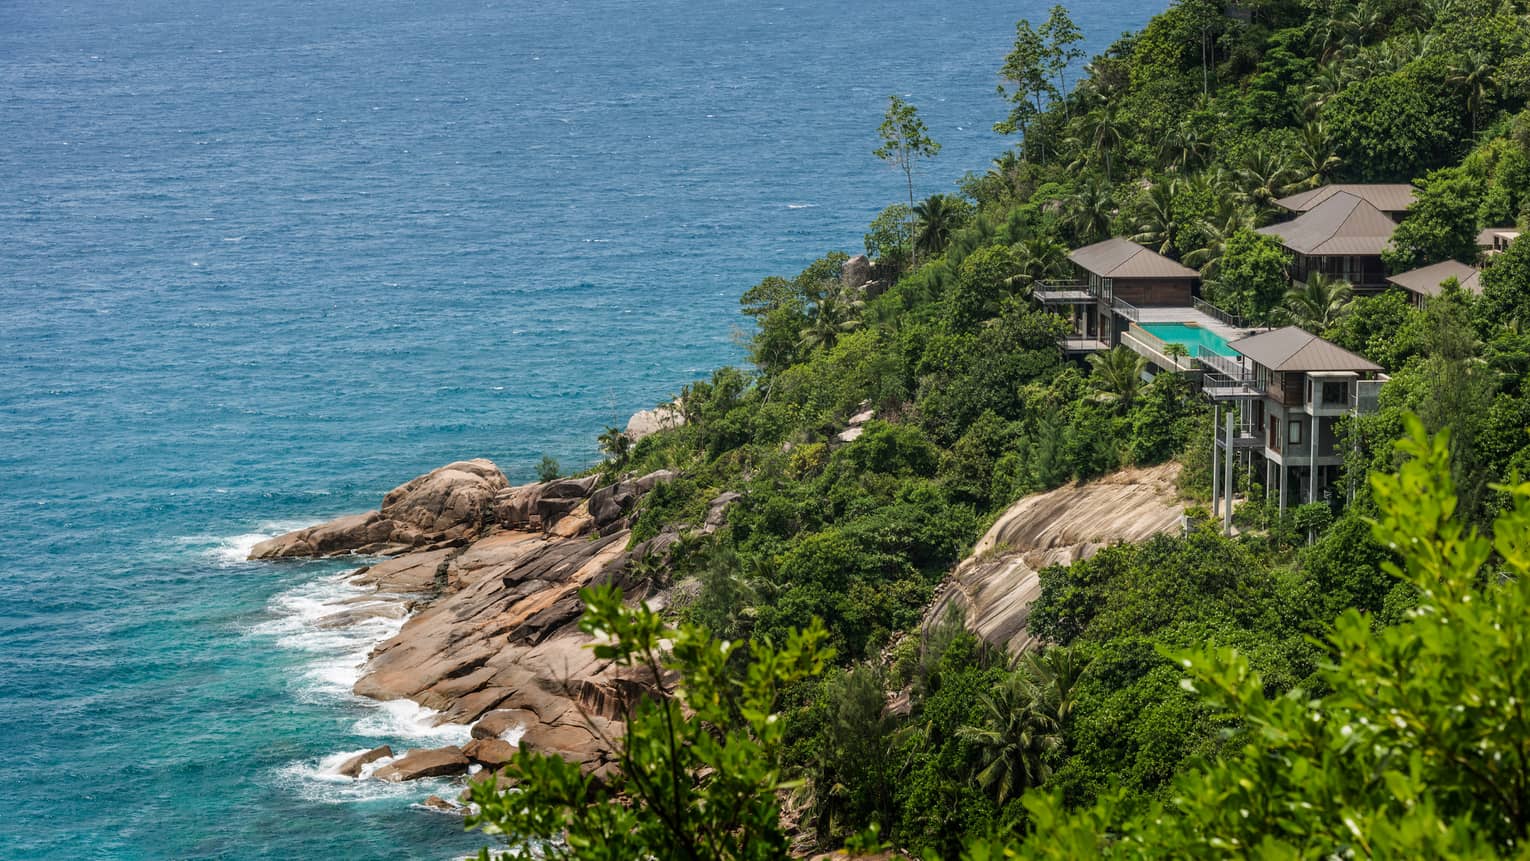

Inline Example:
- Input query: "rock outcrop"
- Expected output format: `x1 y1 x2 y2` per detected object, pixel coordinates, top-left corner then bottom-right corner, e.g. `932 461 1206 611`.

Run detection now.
250 459 708 778
625 403 684 441
336 745 393 778
927 463 1185 653
250 460 508 558
372 746 471 782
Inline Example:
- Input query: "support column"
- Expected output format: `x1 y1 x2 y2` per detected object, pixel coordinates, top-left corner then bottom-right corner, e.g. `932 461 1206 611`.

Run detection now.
1224 410 1236 536
1279 463 1288 514
1310 414 1318 504
1210 402 1220 520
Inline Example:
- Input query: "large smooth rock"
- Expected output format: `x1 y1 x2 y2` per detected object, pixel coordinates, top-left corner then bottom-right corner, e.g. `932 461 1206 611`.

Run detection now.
473 708 537 740
625 404 684 441
249 461 507 559
371 746 470 782
351 548 454 593
379 459 508 539
841 254 872 290
926 463 1184 653
463 738 517 769
336 745 393 778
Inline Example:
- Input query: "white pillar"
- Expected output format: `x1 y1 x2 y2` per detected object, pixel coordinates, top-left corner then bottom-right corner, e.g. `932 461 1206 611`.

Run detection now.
1279 463 1288 514
1224 410 1236 536
1210 403 1220 519
1310 414 1318 504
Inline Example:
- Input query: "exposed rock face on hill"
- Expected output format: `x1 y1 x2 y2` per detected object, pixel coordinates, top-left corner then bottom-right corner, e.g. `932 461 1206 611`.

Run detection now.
249 459 509 558
248 461 725 778
927 463 1185 653
625 403 684 441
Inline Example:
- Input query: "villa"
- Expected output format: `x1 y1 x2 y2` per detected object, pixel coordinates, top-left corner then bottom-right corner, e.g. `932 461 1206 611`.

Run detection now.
1385 259 1483 304
1478 226 1520 255
1034 221 1397 532
1274 183 1416 221
1201 327 1386 527
1256 190 1401 292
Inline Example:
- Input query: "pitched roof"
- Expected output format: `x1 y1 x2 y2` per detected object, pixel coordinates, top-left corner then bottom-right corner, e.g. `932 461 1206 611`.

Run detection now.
1385 260 1482 297
1477 226 1520 246
1275 184 1417 214
1256 192 1399 256
1229 326 1382 373
1066 237 1199 279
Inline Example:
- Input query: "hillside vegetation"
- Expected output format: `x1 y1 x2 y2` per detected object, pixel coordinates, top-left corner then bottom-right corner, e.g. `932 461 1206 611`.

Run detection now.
472 0 1530 857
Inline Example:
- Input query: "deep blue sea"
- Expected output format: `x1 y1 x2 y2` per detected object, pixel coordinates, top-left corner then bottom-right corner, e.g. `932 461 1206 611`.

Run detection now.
0 2 1158 857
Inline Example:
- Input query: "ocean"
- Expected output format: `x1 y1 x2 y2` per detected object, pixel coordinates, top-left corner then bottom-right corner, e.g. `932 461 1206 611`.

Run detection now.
0 1 1159 857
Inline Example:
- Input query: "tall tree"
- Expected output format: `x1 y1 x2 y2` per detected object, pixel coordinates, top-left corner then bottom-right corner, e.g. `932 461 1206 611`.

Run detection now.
1130 178 1183 256
875 96 941 270
913 193 967 259
1281 272 1354 332
1085 346 1147 408
1040 5 1084 117
996 18 1056 157
1448 48 1499 133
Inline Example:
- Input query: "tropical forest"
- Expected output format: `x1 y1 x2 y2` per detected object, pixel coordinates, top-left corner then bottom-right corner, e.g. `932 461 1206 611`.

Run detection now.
468 0 1530 857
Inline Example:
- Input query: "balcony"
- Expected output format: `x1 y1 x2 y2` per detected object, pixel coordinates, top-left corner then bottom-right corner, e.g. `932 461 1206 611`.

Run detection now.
1032 281 1094 304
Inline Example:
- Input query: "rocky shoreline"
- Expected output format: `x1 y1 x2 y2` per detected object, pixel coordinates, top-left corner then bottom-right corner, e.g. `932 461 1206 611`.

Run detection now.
250 455 731 808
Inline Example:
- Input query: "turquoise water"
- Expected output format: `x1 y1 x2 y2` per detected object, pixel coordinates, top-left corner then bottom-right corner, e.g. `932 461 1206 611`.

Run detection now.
0 1 1161 858
1140 322 1236 357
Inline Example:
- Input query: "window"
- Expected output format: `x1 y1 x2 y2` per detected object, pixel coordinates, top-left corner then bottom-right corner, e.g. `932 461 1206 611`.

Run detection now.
1322 381 1348 406
1288 420 1304 446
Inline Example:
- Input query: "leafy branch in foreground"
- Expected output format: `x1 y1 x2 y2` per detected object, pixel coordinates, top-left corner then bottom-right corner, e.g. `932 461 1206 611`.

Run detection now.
468 583 833 861
974 415 1530 859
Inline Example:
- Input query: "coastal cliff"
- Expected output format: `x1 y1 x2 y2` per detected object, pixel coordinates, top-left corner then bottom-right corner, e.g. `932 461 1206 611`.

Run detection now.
250 458 731 790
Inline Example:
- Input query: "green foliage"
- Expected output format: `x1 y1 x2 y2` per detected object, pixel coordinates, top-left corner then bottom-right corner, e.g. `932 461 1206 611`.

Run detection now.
468 584 832 861
536 454 560 482
1206 229 1290 322
1383 165 1485 272
1324 61 1461 182
974 418 1530 858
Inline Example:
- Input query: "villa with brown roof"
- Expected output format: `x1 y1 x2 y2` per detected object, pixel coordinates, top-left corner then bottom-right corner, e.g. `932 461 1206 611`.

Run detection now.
1256 190 1399 292
1056 237 1201 349
1385 259 1482 304
1275 183 1416 220
1477 226 1520 255
1203 326 1386 519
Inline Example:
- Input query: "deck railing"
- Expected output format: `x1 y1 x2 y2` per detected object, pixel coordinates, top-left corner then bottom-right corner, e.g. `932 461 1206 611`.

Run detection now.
1193 297 1244 329
1111 296 1142 322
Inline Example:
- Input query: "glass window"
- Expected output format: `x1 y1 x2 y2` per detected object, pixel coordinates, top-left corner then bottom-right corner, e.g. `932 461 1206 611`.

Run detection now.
1289 420 1304 445
1322 381 1347 405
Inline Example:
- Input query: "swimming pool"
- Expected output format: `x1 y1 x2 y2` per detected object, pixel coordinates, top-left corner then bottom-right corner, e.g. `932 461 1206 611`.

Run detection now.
1139 322 1236 357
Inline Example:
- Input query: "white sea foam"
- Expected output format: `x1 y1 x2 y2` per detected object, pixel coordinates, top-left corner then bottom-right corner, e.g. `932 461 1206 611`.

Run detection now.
270 749 455 805
785 203 816 209
353 697 474 746
191 519 318 565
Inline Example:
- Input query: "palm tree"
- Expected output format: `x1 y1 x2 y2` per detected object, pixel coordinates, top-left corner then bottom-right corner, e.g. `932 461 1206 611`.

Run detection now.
1130 178 1182 256
798 287 864 352
1068 103 1127 182
598 426 632 465
956 671 1059 806
1302 62 1349 119
1449 49 1499 133
1086 346 1147 408
1232 144 1304 213
1063 178 1115 245
1294 122 1341 190
1013 236 1070 286
1020 646 1091 727
913 194 966 259
1183 196 1255 279
1158 123 1212 174
1281 272 1354 332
